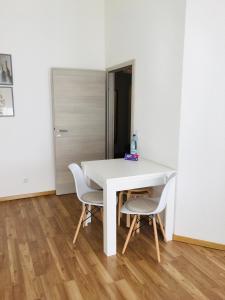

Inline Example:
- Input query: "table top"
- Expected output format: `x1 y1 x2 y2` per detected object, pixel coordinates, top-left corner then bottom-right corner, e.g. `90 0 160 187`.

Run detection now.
82 158 174 185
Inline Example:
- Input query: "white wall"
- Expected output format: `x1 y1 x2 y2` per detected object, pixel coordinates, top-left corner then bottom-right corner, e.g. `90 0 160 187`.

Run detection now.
175 0 225 244
0 0 105 197
105 0 186 168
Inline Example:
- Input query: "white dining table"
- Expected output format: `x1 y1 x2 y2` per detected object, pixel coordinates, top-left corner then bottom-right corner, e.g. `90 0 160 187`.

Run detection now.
81 158 175 256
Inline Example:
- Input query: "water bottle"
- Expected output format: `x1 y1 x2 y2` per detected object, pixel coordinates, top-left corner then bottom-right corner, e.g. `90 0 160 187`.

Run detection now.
130 134 137 154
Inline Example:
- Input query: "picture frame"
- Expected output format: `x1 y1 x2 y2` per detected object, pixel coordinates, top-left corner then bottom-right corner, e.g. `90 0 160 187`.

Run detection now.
0 54 13 85
0 87 14 117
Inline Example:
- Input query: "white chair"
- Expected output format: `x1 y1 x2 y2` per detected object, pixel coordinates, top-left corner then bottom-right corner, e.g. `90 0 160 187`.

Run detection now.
118 187 153 227
68 163 103 245
121 173 176 262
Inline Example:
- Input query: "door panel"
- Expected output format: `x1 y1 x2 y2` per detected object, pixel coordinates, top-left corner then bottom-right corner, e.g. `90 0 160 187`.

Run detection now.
52 69 106 195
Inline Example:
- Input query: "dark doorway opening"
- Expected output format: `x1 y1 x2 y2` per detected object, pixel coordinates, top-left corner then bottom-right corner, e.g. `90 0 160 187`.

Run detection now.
114 68 132 158
107 64 132 159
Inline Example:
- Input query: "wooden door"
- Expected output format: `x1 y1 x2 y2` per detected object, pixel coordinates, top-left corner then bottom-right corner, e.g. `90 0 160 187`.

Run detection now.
52 69 106 195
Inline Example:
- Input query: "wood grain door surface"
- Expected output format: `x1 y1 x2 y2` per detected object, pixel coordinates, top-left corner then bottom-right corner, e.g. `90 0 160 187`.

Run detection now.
52 69 105 195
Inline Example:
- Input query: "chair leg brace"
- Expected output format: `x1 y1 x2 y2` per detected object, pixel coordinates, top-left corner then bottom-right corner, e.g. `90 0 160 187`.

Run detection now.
132 215 153 233
81 205 102 224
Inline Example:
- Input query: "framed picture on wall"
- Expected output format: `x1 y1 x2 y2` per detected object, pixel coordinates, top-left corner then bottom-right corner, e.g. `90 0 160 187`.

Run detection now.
0 54 13 85
0 87 14 117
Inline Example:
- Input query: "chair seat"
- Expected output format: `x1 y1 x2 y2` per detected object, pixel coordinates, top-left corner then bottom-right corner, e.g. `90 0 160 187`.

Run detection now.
121 197 160 214
81 191 103 206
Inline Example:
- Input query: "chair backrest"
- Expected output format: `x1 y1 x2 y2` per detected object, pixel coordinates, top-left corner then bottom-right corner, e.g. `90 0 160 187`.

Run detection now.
153 172 176 214
68 163 93 201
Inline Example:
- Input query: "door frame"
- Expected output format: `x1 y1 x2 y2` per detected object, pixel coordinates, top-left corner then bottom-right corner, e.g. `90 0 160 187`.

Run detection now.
106 59 135 159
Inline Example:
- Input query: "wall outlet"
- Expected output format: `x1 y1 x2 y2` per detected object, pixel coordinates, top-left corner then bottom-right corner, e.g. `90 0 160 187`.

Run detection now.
23 178 29 183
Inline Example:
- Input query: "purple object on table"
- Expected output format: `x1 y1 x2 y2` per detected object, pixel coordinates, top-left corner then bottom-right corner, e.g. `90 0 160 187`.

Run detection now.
124 153 139 161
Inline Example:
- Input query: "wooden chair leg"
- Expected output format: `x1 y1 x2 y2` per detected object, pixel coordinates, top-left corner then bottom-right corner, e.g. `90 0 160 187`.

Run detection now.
82 204 86 227
126 191 132 227
118 192 124 226
132 216 138 237
126 215 131 227
157 214 167 242
121 192 125 219
73 205 86 244
136 215 140 234
122 215 137 254
152 216 160 263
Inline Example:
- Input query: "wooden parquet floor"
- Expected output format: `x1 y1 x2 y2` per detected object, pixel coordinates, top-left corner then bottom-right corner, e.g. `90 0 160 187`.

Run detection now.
0 194 225 300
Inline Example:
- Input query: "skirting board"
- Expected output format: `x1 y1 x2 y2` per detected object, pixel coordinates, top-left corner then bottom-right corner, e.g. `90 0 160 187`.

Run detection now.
173 234 225 251
0 190 56 202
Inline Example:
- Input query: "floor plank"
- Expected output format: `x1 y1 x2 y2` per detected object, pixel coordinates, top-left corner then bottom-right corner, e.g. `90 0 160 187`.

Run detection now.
0 194 225 300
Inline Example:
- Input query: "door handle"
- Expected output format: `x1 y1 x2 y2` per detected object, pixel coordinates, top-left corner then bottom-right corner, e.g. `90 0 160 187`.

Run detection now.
54 128 68 133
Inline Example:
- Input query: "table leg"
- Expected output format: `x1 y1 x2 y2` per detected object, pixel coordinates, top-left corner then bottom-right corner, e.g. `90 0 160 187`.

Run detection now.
164 178 175 241
103 182 117 256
